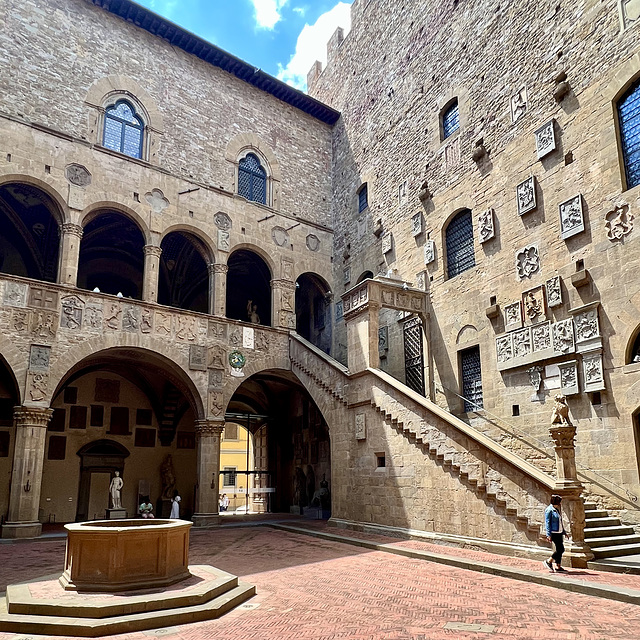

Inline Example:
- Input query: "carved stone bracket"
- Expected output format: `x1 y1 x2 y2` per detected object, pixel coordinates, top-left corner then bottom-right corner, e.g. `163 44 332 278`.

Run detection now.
61 223 84 239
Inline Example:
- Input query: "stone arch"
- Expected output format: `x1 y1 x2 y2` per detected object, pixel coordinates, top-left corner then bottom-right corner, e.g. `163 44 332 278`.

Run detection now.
227 242 276 277
160 224 217 264
0 174 68 225
47 336 206 419
456 324 479 345
80 202 152 245
604 52 640 103
0 335 24 405
84 75 164 134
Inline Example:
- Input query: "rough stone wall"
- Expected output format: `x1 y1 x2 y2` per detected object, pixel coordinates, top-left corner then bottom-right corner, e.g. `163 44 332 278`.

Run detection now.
311 0 640 513
0 0 333 228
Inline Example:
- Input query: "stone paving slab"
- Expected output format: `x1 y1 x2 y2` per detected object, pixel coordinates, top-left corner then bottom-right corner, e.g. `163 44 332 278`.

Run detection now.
1 526 640 639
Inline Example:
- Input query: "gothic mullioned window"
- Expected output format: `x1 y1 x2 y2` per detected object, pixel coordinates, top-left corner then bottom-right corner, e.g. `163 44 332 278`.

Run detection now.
103 100 144 159
442 99 460 139
238 153 267 204
445 209 475 278
619 78 640 190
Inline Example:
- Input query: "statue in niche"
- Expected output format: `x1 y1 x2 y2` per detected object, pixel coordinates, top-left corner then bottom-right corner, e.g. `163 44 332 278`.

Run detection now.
247 300 260 324
160 455 177 500
110 471 123 509
293 467 306 508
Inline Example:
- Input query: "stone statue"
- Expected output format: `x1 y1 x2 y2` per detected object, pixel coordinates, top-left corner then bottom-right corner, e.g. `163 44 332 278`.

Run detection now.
551 394 572 426
110 471 123 509
311 473 330 510
247 299 260 324
160 455 177 500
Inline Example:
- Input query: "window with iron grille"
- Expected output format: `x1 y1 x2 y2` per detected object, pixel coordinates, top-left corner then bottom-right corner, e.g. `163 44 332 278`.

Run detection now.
238 153 267 204
446 209 475 278
460 346 483 412
619 78 640 190
358 184 368 213
223 466 237 488
103 100 144 159
442 99 460 139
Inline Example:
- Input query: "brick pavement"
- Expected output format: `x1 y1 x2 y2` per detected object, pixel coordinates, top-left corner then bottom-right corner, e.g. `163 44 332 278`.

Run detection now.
0 526 639 639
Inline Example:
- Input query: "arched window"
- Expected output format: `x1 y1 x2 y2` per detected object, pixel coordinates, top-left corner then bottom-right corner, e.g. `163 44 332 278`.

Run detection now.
442 99 460 140
619 78 640 190
445 209 475 278
238 154 267 204
103 100 144 159
358 183 368 213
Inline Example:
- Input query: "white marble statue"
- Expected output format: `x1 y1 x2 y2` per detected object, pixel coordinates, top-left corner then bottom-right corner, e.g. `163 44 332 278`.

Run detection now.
110 471 123 510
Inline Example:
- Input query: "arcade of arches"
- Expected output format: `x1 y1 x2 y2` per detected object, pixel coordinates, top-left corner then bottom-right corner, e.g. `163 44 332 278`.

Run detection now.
0 180 333 535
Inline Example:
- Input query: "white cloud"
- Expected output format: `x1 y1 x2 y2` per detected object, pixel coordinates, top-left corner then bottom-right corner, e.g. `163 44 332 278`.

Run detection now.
293 6 305 16
277 2 351 91
249 0 290 30
149 0 179 20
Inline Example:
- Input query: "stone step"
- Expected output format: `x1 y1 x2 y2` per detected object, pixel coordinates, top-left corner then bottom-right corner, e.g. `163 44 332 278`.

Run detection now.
584 534 640 549
584 516 621 528
583 502 598 511
7 566 238 618
584 509 608 519
592 544 640 559
584 525 636 539
0 582 256 637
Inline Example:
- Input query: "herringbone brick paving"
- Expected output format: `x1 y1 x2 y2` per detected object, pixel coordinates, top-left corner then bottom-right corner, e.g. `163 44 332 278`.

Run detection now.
0 526 639 639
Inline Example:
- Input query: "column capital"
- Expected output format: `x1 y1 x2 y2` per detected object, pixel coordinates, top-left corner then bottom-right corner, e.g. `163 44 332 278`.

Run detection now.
213 263 229 274
144 245 163 258
195 419 225 436
271 278 295 290
14 406 53 428
61 223 83 238
550 424 577 449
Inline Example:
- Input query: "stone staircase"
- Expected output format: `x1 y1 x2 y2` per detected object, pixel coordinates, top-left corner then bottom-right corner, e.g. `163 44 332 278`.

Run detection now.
584 502 640 559
370 385 544 538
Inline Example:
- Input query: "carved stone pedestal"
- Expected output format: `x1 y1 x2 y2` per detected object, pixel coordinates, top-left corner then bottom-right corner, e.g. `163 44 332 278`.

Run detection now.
105 508 127 520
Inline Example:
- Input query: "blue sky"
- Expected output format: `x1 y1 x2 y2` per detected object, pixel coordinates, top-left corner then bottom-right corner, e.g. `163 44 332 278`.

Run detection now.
136 0 353 91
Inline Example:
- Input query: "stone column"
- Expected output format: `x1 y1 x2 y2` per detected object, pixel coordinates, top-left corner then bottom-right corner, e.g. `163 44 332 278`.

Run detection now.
345 303 380 373
59 223 84 287
212 264 228 317
192 419 224 527
2 407 53 538
549 422 593 567
143 245 162 303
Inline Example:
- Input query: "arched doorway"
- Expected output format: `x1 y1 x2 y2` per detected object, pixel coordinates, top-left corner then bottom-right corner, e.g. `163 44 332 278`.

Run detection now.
0 183 61 283
224 369 331 517
159 231 211 313
43 348 201 523
226 249 271 326
78 211 145 298
76 439 129 521
295 272 331 353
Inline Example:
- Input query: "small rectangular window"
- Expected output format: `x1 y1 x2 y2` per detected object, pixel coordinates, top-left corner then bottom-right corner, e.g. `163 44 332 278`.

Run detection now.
134 428 156 447
460 346 483 412
136 409 153 426
376 453 386 468
223 467 237 487
224 424 238 440
442 100 460 139
177 431 196 449
48 408 66 432
358 184 368 213
69 406 87 429
0 431 10 457
63 387 78 404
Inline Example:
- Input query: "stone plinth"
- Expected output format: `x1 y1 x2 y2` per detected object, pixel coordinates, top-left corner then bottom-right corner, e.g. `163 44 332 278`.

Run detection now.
105 508 127 519
60 519 192 592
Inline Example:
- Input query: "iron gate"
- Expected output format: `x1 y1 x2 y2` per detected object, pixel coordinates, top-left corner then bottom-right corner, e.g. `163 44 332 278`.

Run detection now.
403 316 425 396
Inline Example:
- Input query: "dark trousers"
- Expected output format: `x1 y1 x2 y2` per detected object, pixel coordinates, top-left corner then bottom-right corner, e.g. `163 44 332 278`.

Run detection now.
551 533 565 564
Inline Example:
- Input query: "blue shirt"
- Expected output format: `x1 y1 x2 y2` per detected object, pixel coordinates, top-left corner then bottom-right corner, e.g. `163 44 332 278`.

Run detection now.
544 504 565 536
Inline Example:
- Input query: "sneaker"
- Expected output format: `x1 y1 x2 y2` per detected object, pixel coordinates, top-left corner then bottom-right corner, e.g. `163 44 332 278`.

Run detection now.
543 559 554 572
555 566 566 572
